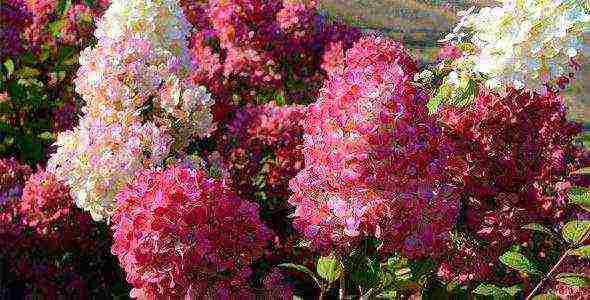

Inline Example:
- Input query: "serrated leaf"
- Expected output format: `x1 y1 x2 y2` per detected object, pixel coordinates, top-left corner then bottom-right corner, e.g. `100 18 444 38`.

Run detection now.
499 251 540 275
568 187 590 211
472 283 510 297
316 255 342 283
532 294 559 300
555 273 590 288
567 245 590 258
562 220 590 245
278 263 320 287
522 223 554 236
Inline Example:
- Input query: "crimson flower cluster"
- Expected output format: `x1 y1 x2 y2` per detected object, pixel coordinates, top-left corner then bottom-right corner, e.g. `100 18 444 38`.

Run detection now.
111 166 273 299
289 36 461 258
437 88 590 286
0 166 126 298
215 102 305 236
182 0 360 121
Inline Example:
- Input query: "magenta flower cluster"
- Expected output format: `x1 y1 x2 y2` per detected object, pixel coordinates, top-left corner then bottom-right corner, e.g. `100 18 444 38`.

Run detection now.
183 0 360 121
111 166 273 299
289 36 461 258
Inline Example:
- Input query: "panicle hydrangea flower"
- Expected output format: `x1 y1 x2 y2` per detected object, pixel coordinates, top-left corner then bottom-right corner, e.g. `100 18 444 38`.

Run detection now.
183 0 360 121
48 0 216 221
436 88 590 287
215 103 305 237
111 166 272 299
18 170 73 234
289 36 461 257
443 0 590 93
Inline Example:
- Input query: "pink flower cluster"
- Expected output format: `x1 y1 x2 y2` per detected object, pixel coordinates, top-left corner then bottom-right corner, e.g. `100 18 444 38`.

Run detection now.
18 170 72 234
111 166 272 299
437 88 590 286
216 103 305 236
183 0 360 121
289 36 461 258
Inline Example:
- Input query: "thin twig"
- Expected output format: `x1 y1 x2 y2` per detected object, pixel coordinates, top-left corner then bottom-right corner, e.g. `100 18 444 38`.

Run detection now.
526 228 590 300
525 251 568 300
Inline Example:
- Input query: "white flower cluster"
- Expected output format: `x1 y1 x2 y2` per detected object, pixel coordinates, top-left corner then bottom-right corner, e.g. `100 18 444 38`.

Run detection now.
48 0 215 221
444 0 589 92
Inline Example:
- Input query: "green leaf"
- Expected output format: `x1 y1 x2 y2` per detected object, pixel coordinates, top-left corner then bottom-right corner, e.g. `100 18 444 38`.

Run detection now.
472 284 509 297
562 220 590 245
426 91 443 114
351 257 380 287
567 245 590 258
38 132 55 141
316 255 342 283
532 294 559 300
48 20 66 39
499 251 540 275
278 263 321 287
502 284 524 297
555 273 590 288
568 187 590 211
522 223 554 236
57 0 72 15
472 283 523 297
4 59 14 77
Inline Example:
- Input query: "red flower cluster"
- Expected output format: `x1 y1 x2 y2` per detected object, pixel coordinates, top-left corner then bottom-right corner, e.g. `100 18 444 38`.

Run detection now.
0 167 126 298
289 36 461 258
111 166 273 299
182 0 360 121
437 88 590 286
215 103 305 236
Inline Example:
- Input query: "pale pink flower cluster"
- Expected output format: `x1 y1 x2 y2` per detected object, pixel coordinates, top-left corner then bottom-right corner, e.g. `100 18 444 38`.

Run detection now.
48 0 215 221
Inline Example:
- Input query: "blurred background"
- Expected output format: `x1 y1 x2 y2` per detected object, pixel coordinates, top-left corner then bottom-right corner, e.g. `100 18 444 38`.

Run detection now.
319 0 590 126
